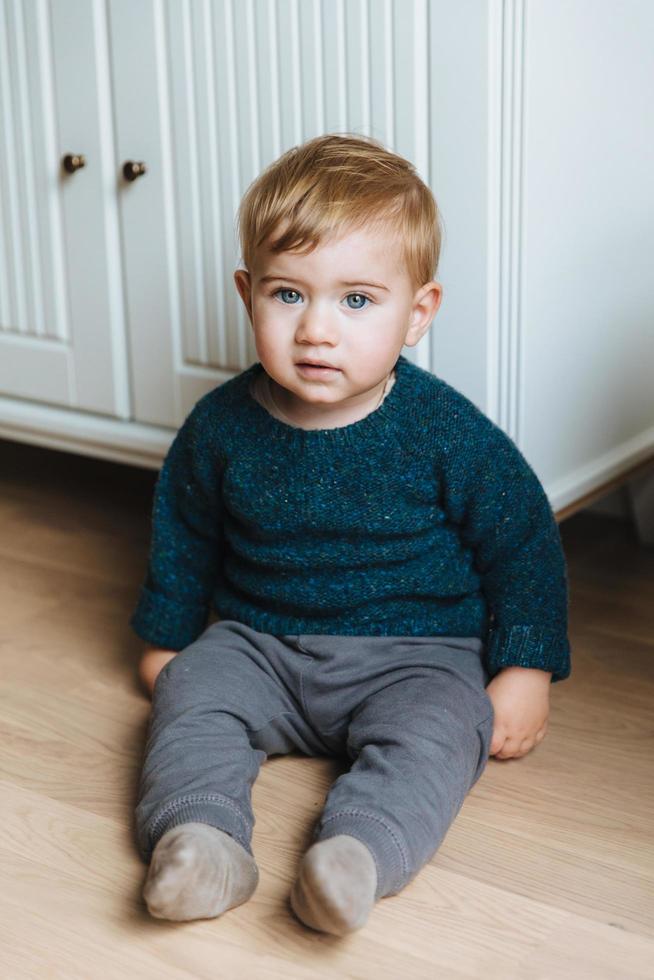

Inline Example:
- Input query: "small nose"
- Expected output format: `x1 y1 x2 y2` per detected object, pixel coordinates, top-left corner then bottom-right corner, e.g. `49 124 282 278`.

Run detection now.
295 302 337 345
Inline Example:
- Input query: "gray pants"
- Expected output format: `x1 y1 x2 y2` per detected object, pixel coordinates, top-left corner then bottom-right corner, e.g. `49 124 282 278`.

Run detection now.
135 620 495 901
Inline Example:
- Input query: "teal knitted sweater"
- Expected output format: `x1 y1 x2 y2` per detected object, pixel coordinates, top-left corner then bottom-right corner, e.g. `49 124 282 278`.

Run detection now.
130 354 571 682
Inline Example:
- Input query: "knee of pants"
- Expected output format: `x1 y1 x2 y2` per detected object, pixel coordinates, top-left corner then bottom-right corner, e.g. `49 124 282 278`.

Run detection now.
150 647 213 709
150 642 287 742
153 643 245 706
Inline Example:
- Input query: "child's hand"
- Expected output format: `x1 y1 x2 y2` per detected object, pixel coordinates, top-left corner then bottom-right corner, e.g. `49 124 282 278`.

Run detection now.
138 645 178 699
484 666 552 760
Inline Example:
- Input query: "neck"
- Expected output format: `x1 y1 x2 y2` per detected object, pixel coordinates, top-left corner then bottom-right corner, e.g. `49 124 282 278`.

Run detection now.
266 370 394 430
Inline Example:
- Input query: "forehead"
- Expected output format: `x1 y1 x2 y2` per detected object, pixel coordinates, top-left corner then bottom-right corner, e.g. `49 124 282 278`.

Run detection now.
253 223 407 282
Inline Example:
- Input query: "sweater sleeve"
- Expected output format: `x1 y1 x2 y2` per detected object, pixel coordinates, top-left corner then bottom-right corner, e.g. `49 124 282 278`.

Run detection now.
438 393 572 683
129 395 224 650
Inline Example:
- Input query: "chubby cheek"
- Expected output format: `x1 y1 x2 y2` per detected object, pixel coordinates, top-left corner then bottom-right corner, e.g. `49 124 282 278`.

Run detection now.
339 344 396 391
253 301 306 353
252 322 286 367
250 332 297 384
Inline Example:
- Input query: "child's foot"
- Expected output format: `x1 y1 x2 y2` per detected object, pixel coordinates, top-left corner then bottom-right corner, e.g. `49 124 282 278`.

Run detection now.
290 835 378 936
143 822 259 921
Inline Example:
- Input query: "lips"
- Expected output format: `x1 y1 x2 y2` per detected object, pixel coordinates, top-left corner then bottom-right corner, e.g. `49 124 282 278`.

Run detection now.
297 360 337 369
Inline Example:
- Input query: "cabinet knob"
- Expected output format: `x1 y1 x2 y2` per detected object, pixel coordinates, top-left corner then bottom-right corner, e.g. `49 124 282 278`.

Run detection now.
123 160 147 181
62 153 86 174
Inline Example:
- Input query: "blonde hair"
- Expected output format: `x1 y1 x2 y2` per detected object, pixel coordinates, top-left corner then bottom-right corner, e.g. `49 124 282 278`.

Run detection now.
236 133 442 289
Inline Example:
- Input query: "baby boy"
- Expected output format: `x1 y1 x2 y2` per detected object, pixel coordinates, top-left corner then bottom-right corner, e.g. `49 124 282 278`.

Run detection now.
131 133 571 935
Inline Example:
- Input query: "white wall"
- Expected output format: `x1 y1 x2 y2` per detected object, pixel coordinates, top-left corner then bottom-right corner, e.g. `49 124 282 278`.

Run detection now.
517 0 654 495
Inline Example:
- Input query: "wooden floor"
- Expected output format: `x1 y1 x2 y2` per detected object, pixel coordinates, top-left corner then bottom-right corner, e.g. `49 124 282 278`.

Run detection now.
1 437 652 980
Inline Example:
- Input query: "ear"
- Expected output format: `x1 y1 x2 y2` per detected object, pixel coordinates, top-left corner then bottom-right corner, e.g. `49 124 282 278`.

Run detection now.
404 281 443 347
234 269 253 321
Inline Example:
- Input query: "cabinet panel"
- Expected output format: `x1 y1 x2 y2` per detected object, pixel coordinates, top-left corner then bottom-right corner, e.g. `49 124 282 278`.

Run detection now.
0 0 128 417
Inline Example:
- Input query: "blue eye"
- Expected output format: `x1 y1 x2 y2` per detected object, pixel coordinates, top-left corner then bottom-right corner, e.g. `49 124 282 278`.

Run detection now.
275 288 302 304
345 293 369 310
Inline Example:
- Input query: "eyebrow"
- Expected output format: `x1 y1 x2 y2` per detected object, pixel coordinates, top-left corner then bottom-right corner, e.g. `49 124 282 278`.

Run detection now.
259 275 389 292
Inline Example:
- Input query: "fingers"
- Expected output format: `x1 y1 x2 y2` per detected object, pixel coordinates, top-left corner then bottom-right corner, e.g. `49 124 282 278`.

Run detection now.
492 738 531 759
490 723 548 760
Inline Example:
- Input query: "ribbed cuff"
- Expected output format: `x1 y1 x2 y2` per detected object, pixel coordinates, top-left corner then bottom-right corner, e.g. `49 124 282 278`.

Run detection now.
129 585 210 651
313 809 410 901
487 624 571 683
139 795 253 863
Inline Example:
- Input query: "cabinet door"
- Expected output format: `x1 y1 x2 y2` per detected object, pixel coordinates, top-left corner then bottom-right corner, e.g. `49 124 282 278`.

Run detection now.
109 0 455 428
0 0 129 417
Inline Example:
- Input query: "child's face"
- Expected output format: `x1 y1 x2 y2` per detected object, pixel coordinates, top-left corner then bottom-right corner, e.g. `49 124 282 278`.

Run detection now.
234 223 442 420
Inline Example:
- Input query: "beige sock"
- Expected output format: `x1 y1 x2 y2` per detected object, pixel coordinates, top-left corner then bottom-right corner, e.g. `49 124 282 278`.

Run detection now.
290 835 378 936
143 822 259 921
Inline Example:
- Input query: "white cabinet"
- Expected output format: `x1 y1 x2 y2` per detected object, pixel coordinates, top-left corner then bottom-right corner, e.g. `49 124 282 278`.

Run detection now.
0 0 652 514
0 0 129 416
